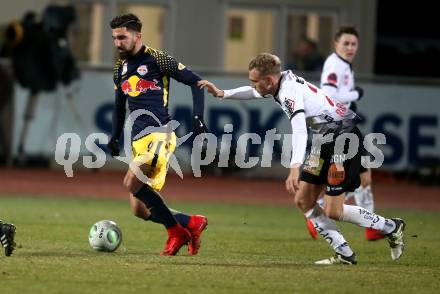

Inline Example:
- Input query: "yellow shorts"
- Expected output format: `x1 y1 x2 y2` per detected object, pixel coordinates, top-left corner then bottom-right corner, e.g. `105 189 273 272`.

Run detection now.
131 132 176 191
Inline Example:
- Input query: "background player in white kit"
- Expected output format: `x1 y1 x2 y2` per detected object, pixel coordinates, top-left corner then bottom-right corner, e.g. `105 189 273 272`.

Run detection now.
198 53 405 264
305 26 384 241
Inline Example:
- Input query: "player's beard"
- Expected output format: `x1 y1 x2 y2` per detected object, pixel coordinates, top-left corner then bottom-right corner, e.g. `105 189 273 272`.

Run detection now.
118 43 136 59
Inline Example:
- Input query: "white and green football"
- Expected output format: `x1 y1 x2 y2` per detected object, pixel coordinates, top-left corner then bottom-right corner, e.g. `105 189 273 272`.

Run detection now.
88 220 122 252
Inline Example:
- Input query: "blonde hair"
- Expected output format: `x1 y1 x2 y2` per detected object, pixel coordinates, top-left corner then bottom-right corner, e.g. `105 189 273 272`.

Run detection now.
248 53 281 76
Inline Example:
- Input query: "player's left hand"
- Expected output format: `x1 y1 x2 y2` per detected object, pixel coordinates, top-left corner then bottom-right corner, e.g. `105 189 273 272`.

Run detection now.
192 115 208 135
285 166 300 195
354 86 364 100
107 137 120 157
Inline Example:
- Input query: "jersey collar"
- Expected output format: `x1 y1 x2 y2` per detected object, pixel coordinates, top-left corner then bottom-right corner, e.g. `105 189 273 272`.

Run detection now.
273 73 284 98
334 52 353 70
270 72 285 105
127 45 146 61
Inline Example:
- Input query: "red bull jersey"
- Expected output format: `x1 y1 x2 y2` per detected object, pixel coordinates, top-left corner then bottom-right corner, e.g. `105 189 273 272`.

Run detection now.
112 45 203 140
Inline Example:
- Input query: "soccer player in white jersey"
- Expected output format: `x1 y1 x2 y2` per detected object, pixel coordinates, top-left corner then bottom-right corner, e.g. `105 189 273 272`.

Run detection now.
198 53 405 264
316 26 384 241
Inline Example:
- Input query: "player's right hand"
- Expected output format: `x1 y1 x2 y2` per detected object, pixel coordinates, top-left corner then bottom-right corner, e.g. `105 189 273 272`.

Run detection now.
107 137 120 157
198 80 224 98
285 166 300 195
354 86 364 100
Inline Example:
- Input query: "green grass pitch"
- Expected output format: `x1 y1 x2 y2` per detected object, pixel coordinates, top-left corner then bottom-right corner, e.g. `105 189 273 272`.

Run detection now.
1 195 439 293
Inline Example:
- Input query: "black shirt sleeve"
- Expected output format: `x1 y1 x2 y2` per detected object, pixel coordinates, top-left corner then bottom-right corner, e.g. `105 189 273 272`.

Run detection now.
149 48 205 117
111 59 127 139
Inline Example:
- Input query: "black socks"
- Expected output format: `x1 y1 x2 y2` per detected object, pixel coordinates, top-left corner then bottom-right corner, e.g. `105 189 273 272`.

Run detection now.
134 185 177 229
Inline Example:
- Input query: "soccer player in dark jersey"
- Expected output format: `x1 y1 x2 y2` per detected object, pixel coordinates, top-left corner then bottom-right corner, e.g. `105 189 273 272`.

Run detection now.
108 14 207 256
0 219 16 256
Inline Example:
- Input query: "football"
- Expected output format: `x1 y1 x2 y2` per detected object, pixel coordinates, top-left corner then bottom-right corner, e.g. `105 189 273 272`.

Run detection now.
88 220 122 252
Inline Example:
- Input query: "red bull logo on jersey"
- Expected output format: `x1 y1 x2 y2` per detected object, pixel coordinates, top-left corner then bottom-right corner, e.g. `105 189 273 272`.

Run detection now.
120 75 161 97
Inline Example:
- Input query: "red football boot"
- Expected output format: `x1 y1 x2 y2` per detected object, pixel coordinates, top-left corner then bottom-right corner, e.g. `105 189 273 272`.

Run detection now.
306 218 318 240
365 227 386 241
187 215 208 255
160 224 191 256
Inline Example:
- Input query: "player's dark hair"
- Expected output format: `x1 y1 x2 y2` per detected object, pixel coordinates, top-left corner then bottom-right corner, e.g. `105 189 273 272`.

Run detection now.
335 26 359 41
110 13 142 32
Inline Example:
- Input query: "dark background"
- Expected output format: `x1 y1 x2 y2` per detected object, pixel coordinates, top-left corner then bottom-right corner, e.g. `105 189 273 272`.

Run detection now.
375 2 440 77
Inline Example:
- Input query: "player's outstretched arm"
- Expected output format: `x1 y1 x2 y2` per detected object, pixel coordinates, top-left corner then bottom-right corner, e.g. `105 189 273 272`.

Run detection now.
198 80 225 98
199 80 263 100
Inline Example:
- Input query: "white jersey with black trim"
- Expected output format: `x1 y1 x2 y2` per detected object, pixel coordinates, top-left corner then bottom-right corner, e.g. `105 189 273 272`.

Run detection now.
223 70 347 120
320 52 358 106
223 70 356 166
275 70 348 121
